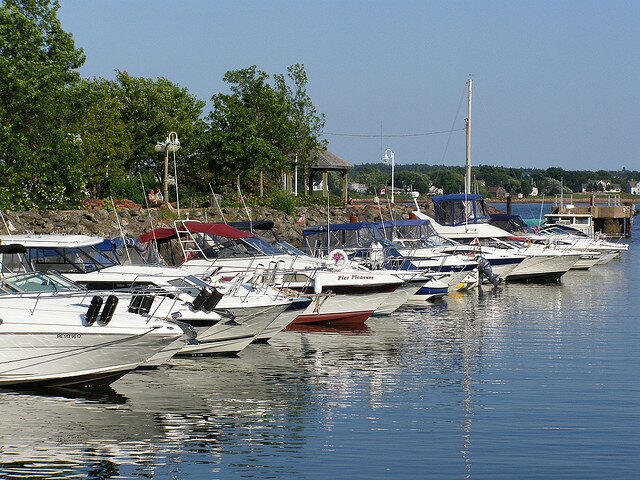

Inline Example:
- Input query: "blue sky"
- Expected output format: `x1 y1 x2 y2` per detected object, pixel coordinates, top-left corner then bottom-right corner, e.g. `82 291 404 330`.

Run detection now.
58 0 638 171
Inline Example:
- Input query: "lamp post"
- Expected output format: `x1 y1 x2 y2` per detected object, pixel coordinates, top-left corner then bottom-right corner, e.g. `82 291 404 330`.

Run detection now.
155 132 180 207
382 148 395 204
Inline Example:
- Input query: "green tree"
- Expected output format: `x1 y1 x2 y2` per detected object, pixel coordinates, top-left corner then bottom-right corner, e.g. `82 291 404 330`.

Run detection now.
518 179 533 196
432 169 465 194
204 68 287 192
66 78 132 198
395 170 432 194
0 0 86 209
202 65 326 195
354 166 389 194
274 64 327 186
114 71 206 178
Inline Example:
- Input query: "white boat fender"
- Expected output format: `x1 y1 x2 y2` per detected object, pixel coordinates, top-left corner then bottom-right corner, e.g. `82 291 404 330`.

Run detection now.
476 256 501 287
328 249 349 270
99 295 119 324
86 295 103 325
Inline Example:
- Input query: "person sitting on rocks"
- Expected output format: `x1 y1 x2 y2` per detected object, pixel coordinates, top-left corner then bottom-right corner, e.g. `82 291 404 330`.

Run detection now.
147 189 161 207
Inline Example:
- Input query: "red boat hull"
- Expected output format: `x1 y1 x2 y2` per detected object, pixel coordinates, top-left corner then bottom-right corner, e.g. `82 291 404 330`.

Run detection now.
289 309 375 326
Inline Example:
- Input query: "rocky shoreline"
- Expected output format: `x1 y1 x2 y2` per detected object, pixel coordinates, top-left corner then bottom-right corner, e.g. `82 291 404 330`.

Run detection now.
0 202 433 249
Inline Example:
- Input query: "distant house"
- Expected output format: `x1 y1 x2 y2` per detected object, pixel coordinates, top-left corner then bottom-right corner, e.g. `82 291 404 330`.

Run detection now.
626 180 640 195
312 180 324 192
348 181 368 194
530 186 539 196
488 186 506 198
427 185 443 195
581 179 621 193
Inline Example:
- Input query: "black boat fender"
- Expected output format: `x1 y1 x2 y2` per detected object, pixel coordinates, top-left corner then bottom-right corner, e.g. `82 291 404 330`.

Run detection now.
86 295 103 325
99 295 119 324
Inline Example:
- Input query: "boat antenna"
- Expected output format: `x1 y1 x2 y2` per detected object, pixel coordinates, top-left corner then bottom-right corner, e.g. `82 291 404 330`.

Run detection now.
538 195 545 228
385 190 395 223
237 180 252 233
0 210 15 239
374 195 387 239
326 193 330 254
167 132 181 218
463 78 473 228
208 184 227 224
109 196 132 265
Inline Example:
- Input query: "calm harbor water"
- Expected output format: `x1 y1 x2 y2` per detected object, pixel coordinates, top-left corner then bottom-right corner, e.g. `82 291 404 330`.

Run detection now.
1 218 638 479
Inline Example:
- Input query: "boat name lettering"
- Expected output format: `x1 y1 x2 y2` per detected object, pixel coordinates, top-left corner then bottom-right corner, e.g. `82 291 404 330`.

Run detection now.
57 333 82 339
337 274 374 281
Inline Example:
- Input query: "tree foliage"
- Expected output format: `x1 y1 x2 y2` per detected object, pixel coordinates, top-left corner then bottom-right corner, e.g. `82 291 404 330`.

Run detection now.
0 0 86 208
1 1 636 210
202 65 326 194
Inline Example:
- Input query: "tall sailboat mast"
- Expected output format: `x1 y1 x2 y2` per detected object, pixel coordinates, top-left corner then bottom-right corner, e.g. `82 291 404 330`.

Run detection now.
464 79 473 195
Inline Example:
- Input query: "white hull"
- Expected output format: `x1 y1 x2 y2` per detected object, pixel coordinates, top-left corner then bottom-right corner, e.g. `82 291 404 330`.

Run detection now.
178 303 289 355
254 298 311 342
506 254 579 282
140 338 187 368
293 288 395 325
375 280 425 316
0 294 181 386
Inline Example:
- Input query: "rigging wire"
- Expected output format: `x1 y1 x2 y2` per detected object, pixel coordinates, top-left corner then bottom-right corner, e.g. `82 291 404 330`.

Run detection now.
323 127 464 138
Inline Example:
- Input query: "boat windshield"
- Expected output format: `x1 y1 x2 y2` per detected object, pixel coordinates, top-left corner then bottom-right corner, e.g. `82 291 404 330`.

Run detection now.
377 222 456 248
243 237 285 256
304 225 379 256
21 245 119 274
189 236 267 260
0 271 84 294
539 225 588 237
167 275 211 296
275 241 307 257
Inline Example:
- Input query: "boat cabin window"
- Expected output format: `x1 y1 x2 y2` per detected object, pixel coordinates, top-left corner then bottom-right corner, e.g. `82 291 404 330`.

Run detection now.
271 241 307 257
303 225 378 256
189 236 266 260
25 246 117 274
167 275 210 296
1 272 82 293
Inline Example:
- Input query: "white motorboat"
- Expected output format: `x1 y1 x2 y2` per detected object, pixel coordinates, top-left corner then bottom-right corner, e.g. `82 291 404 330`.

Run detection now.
412 194 582 282
138 221 405 326
302 221 473 297
488 214 627 268
0 271 183 387
0 235 290 354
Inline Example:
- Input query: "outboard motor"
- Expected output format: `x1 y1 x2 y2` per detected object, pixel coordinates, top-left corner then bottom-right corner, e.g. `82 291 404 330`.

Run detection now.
100 295 119 324
86 296 103 325
476 256 501 287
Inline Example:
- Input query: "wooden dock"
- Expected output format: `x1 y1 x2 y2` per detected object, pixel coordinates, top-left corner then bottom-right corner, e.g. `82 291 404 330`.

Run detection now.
548 196 635 238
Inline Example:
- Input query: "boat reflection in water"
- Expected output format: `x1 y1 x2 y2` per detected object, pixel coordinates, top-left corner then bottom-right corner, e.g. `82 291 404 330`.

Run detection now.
0 315 415 479
0 255 633 478
284 323 372 335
